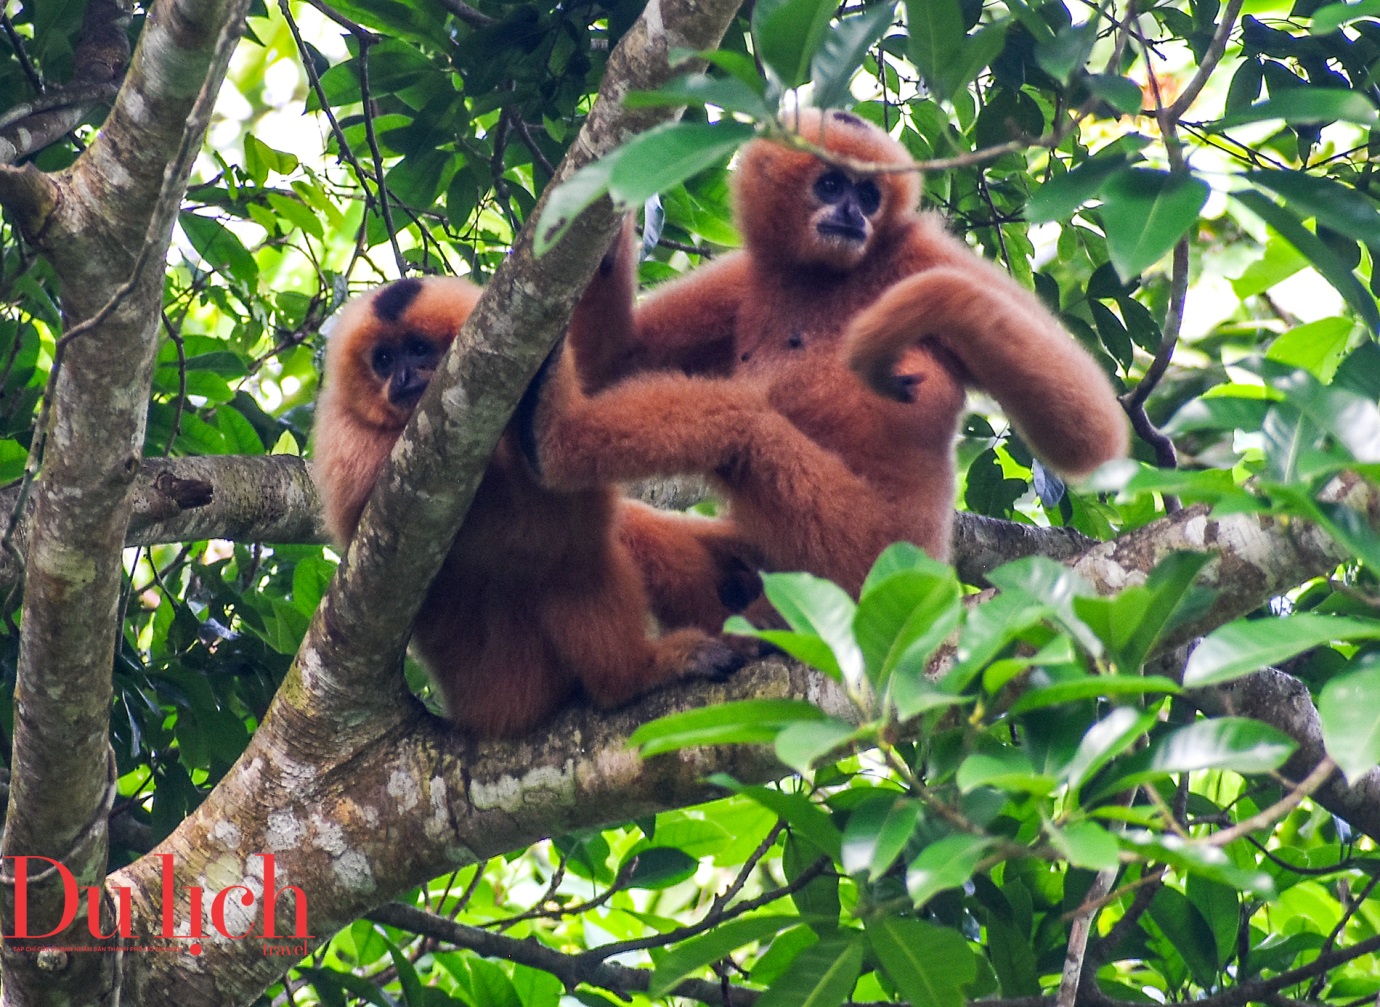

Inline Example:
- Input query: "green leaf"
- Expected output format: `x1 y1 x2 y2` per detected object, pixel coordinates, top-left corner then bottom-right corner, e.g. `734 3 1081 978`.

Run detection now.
1183 614 1380 687
1147 887 1220 987
534 153 621 256
1008 674 1180 715
1312 0 1380 31
1266 317 1356 381
1099 168 1209 280
650 915 802 996
1148 717 1297 775
1211 89 1379 129
906 0 967 101
179 212 260 289
630 699 827 756
1063 706 1156 795
840 792 922 880
0 439 28 483
811 5 897 110
1035 19 1099 82
1026 135 1153 222
1084 74 1144 116
906 834 990 907
1047 820 1120 870
609 121 756 205
1119 832 1274 895
932 22 1010 103
756 571 864 686
756 934 865 1007
775 718 858 774
867 916 977 1007
1243 170 1380 250
710 778 844 858
854 555 961 689
986 556 1102 654
957 749 1056 795
753 0 838 89
621 847 698 889
1318 658 1380 781
625 74 773 119
1071 551 1215 673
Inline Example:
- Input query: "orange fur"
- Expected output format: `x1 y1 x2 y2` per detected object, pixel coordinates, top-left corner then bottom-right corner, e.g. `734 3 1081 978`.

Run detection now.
313 276 746 738
529 109 1128 597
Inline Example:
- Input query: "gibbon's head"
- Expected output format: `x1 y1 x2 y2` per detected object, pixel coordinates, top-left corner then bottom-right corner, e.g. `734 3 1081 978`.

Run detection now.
734 109 919 272
324 275 483 431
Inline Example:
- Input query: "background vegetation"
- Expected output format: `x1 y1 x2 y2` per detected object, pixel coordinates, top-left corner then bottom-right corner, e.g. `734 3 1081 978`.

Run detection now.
2 0 1380 1003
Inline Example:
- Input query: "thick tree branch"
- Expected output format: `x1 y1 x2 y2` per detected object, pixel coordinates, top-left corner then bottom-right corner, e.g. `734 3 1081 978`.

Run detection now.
0 0 255 1004
0 460 1098 597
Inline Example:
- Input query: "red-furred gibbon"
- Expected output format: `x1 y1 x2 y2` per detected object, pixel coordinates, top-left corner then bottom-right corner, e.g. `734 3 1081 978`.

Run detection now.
312 275 750 738
524 108 1129 598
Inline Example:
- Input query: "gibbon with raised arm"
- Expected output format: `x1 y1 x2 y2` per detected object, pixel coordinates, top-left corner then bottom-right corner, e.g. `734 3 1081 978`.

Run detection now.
313 275 746 738
526 109 1128 597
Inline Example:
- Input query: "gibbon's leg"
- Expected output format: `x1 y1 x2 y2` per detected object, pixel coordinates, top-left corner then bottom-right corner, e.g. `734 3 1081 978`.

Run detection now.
615 500 762 632
541 545 744 710
413 600 572 738
846 266 1128 477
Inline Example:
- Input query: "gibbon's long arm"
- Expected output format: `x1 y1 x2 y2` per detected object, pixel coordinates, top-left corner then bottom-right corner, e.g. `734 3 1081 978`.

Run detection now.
846 246 1128 477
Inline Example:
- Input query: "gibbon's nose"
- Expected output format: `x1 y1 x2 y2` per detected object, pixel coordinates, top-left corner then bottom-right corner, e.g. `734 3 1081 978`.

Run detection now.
388 369 428 408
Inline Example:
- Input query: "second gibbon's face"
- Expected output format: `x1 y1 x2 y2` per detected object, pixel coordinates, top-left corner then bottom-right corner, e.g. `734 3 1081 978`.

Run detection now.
326 276 480 433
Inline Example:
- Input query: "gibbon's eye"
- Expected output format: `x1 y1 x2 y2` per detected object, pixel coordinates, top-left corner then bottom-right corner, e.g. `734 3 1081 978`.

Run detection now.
404 337 434 361
370 345 396 377
856 179 882 215
814 171 848 204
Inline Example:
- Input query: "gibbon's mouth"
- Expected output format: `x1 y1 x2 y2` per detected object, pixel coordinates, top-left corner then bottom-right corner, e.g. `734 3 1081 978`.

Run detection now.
817 222 867 242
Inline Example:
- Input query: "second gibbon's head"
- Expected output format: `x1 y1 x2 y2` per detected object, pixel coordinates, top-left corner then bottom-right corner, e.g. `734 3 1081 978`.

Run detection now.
323 275 483 432
734 109 919 273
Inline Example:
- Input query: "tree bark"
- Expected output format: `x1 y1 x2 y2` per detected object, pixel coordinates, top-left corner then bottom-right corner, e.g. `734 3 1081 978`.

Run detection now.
0 0 254 1003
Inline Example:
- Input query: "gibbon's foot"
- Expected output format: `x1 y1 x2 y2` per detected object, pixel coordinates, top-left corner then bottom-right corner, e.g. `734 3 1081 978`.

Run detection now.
515 337 566 476
717 556 764 613
687 637 749 682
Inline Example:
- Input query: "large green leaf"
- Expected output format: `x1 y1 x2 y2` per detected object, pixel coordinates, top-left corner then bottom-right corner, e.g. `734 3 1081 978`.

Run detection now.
1184 614 1380 687
1099 168 1209 280
750 571 864 686
649 915 800 996
610 121 755 205
1148 718 1296 775
811 5 897 110
1233 189 1380 329
757 934 865 1007
906 834 990 907
906 0 967 100
1243 170 1380 249
867 916 976 1007
630 698 826 756
840 791 922 880
1072 551 1215 673
534 153 622 256
753 0 837 89
1318 658 1380 781
1212 89 1379 129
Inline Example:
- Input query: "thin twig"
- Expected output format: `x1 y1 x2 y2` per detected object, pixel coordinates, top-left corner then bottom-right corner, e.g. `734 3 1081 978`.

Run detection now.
1057 867 1120 1007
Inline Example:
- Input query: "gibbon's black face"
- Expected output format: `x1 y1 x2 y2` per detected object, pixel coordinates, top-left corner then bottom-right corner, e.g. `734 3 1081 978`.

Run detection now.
812 169 883 245
371 334 443 409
